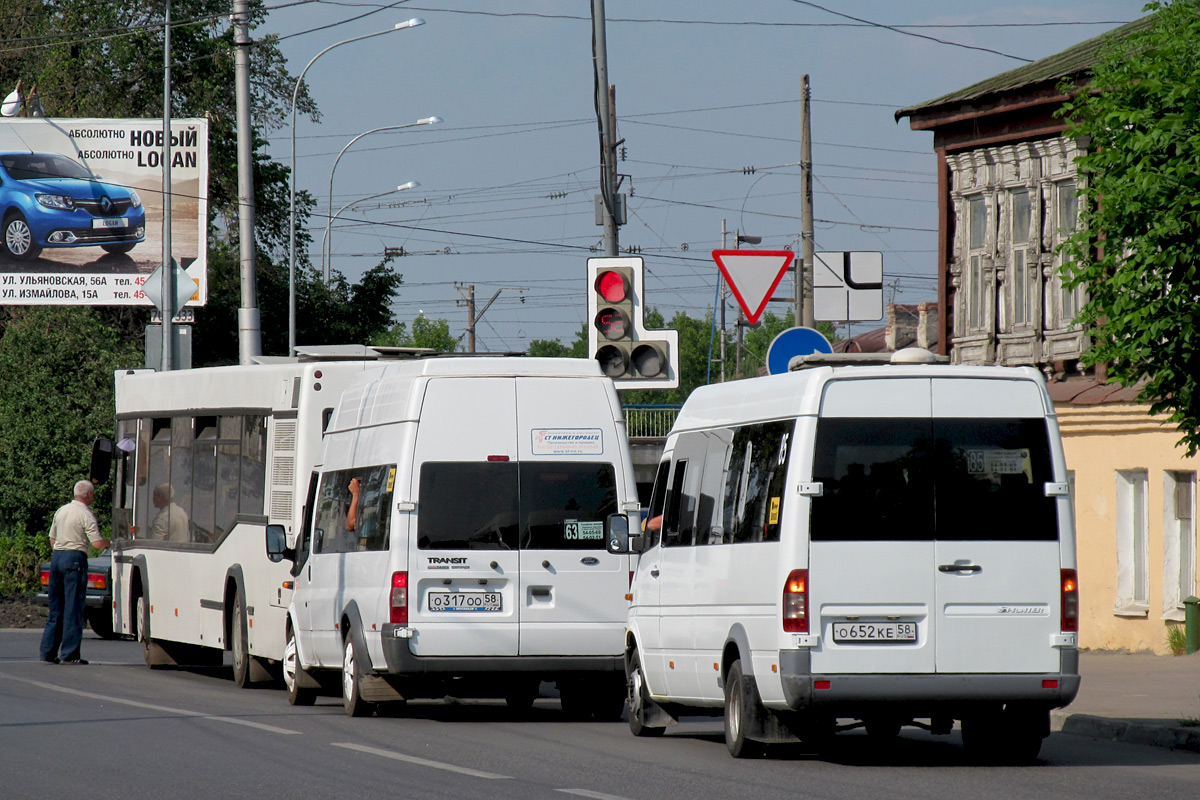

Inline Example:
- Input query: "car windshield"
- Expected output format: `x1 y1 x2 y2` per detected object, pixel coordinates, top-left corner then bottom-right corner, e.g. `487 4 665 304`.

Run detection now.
2 153 93 181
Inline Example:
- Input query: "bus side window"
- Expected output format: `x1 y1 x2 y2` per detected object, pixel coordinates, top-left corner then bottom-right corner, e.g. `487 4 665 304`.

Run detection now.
643 460 670 549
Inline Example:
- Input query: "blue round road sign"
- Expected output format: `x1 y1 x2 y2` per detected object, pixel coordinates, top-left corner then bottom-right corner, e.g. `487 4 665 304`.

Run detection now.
766 326 833 375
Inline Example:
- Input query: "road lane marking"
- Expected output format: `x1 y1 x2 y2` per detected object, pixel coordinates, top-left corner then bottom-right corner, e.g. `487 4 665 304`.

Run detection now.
0 671 301 735
331 742 512 779
558 790 635 800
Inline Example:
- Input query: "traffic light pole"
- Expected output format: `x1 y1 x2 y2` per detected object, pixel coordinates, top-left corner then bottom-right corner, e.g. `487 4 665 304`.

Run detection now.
592 0 619 256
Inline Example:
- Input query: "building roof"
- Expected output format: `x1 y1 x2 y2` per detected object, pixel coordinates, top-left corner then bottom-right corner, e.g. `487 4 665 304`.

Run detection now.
895 15 1154 122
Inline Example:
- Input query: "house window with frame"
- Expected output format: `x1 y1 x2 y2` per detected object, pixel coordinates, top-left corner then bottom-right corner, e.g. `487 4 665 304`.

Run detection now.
1163 471 1196 620
1009 189 1033 328
966 194 989 331
1115 469 1149 616
1053 180 1084 328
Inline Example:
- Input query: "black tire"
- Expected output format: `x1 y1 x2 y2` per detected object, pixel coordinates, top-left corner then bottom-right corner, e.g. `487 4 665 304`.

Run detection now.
231 594 251 688
2 212 42 261
961 706 1046 765
591 677 628 723
558 679 591 720
627 650 665 737
504 679 540 712
342 634 375 718
86 607 117 639
724 659 767 758
865 716 903 741
101 242 136 254
137 594 156 669
283 627 316 707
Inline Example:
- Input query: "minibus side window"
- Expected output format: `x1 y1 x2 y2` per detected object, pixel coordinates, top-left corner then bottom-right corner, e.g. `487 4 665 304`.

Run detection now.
721 421 793 544
643 461 670 549
662 460 689 547
313 464 396 553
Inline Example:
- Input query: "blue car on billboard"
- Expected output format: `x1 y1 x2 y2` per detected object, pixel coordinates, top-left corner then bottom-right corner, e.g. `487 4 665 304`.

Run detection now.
0 151 146 261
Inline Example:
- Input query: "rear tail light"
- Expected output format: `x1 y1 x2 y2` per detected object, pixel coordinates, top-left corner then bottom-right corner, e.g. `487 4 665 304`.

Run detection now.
40 569 49 588
783 569 809 633
390 571 409 625
1061 568 1078 632
87 573 107 591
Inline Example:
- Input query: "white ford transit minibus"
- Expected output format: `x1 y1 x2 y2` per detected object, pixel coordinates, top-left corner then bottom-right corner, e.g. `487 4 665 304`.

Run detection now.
267 357 639 718
620 351 1080 761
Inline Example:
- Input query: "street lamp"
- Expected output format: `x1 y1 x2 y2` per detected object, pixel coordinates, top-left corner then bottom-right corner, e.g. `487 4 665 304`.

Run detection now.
322 116 441 281
325 182 420 278
287 17 425 356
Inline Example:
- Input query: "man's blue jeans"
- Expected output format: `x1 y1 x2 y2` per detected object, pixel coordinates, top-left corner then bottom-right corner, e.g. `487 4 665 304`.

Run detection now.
40 550 87 661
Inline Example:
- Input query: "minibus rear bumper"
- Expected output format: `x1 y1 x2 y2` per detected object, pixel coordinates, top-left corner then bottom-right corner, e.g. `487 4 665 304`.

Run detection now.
778 648 1081 711
381 625 622 674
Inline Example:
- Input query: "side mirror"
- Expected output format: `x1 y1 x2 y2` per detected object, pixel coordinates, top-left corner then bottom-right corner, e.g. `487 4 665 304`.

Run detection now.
265 524 293 563
606 513 631 554
89 436 114 486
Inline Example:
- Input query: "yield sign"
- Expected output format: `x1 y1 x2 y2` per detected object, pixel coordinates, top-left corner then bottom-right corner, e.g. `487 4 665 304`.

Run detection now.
711 249 794 324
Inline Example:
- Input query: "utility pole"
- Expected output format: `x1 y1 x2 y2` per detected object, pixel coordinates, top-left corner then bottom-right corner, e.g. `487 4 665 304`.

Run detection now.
720 220 727 383
160 0 174 371
233 0 262 363
592 0 619 256
799 74 815 328
456 283 530 353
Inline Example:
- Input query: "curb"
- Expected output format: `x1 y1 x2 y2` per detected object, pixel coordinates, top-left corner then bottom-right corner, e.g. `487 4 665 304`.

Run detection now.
1053 712 1200 753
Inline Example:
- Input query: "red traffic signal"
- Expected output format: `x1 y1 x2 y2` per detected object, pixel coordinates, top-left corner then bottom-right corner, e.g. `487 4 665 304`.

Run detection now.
594 269 629 303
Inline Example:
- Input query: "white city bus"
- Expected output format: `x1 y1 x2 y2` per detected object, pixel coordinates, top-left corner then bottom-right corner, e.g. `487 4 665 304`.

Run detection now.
99 348 402 686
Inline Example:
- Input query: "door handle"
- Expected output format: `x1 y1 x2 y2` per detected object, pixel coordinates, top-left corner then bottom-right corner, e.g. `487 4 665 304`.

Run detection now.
938 563 982 573
650 568 660 578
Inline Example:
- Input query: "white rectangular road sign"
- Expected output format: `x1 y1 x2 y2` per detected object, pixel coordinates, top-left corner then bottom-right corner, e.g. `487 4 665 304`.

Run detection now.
814 251 883 322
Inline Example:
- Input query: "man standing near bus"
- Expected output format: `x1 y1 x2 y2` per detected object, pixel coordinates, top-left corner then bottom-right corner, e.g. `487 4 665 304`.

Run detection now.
40 480 110 665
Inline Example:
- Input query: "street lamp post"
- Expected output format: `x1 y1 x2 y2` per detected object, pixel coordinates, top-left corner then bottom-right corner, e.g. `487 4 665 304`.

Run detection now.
287 17 425 356
325 182 420 279
322 117 441 281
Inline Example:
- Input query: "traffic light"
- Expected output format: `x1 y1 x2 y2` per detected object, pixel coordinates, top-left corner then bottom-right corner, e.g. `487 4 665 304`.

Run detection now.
587 257 679 389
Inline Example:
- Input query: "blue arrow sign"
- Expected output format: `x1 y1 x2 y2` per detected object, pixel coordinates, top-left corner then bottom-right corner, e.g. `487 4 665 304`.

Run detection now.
766 326 833 375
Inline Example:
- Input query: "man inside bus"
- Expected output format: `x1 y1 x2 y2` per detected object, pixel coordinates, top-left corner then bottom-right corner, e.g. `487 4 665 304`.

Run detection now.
40 480 110 664
151 483 190 543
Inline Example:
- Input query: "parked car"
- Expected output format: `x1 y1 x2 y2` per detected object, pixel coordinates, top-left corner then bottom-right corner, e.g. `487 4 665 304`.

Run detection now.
38 553 119 639
0 151 146 261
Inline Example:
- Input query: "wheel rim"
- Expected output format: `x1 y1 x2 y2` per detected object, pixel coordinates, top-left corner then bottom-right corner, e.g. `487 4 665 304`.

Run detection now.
283 635 298 693
342 639 356 702
629 666 646 723
232 600 245 674
727 675 742 742
5 218 31 256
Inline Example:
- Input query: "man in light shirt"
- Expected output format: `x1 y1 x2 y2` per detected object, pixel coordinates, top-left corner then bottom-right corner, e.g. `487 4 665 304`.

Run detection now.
40 480 109 665
151 483 190 543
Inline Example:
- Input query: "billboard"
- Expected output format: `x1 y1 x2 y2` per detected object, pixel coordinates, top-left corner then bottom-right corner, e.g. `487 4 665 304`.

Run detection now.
0 117 208 307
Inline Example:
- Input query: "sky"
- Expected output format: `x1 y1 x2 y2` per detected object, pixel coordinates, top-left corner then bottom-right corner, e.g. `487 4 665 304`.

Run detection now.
260 0 1142 356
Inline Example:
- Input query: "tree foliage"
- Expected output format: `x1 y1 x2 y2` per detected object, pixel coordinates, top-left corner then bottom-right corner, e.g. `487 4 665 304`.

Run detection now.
0 307 141 533
375 316 461 353
1059 0 1200 453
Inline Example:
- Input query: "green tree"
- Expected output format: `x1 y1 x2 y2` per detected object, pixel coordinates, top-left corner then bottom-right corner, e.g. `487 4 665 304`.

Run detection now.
1059 1 1200 453
0 307 141 533
528 324 588 358
375 316 461 352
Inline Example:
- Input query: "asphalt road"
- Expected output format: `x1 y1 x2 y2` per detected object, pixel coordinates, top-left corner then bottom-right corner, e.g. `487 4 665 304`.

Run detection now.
1 631 1197 800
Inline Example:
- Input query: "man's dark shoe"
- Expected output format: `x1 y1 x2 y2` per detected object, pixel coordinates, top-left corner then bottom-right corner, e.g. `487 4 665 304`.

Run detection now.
61 657 88 665
42 656 60 664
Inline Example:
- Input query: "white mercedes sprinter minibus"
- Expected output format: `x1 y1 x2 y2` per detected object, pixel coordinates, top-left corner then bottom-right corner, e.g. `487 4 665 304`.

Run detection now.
267 357 639 718
621 350 1079 761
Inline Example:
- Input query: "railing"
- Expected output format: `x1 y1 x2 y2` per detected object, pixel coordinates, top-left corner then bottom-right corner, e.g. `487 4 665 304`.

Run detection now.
623 404 681 440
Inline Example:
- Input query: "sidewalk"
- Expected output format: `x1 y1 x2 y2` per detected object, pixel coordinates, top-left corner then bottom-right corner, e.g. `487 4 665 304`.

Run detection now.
1051 650 1200 753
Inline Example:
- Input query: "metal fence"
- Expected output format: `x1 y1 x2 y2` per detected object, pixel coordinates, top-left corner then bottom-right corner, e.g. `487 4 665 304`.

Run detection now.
623 404 681 440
